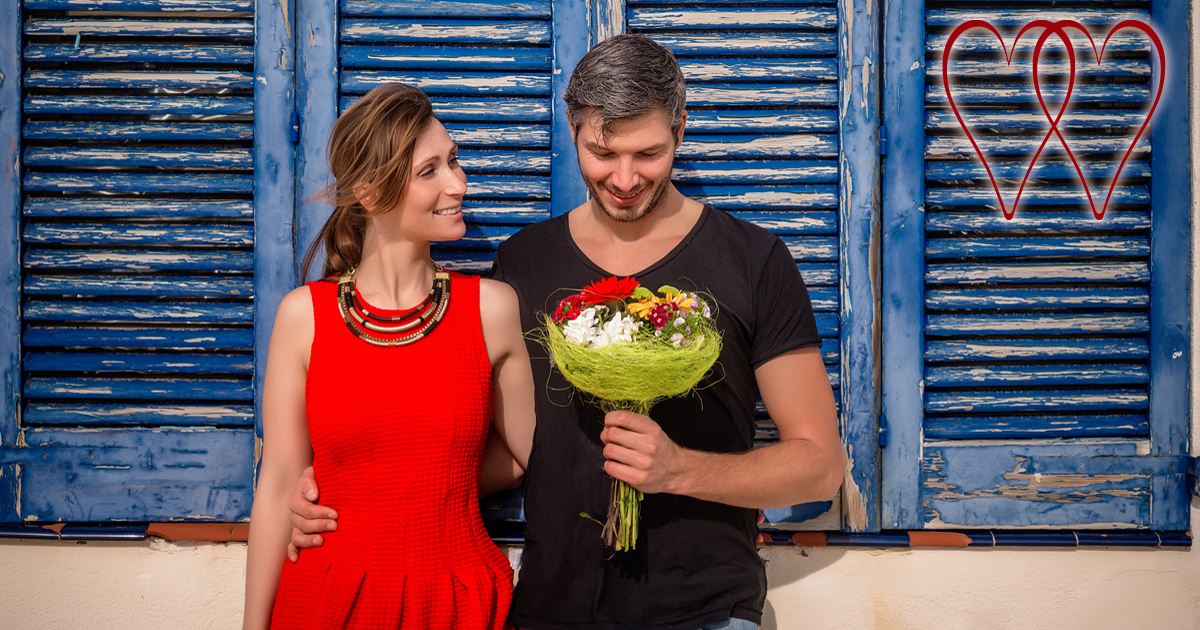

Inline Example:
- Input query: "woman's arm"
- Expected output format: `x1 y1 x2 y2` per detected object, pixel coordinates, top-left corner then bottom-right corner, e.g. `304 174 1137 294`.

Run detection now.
478 279 536 487
243 287 315 630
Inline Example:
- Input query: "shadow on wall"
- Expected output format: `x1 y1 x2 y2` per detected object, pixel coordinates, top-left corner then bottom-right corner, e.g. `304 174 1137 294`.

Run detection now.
759 546 847 630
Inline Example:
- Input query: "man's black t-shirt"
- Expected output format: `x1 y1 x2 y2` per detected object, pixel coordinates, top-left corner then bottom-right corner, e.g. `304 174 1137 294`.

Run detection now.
491 205 821 630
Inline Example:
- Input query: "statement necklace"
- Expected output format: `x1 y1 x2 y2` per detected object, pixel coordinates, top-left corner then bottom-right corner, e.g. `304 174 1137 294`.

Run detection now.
337 264 451 347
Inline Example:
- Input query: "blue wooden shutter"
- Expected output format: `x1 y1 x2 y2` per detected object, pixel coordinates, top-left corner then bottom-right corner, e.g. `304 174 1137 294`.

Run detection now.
629 0 879 531
334 0 555 274
0 0 293 522
882 0 1190 530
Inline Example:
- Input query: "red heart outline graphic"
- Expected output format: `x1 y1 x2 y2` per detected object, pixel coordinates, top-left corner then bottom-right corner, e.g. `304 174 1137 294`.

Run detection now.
942 20 1165 220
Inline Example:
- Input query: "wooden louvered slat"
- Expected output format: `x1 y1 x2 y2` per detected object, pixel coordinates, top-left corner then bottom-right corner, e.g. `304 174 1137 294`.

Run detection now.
24 148 254 169
926 135 1151 157
342 96 552 121
25 19 254 38
686 84 838 107
628 8 835 30
466 175 550 199
24 96 254 116
926 390 1149 414
24 70 254 91
925 210 1150 233
341 70 551 96
24 377 253 400
926 365 1150 387
925 338 1150 362
654 33 836 56
727 211 838 235
24 44 255 64
341 45 550 70
678 59 838 82
24 326 255 350
925 313 1149 336
680 185 838 211
24 301 254 323
24 352 253 374
26 0 253 10
24 224 254 247
341 19 551 44
457 152 550 173
925 160 1152 181
924 236 1150 259
342 0 550 18
444 123 550 147
923 415 1149 440
24 121 254 141
24 199 253 219
24 250 253 272
459 200 550 222
925 261 1149 284
924 287 1150 310
677 134 838 159
926 110 1157 132
24 173 254 194
684 110 837 133
673 161 839 185
24 403 254 426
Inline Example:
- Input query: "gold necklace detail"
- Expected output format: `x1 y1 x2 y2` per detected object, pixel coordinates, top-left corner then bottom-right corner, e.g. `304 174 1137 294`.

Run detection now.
337 264 451 347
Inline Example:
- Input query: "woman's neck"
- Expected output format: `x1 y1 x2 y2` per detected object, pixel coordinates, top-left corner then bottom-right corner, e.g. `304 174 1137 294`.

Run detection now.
353 227 436 310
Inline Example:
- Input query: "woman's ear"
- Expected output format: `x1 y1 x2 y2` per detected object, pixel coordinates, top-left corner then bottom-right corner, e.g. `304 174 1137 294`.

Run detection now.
353 182 378 213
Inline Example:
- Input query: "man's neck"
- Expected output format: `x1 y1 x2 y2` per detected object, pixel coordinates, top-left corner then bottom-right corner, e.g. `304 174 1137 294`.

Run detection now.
567 187 706 276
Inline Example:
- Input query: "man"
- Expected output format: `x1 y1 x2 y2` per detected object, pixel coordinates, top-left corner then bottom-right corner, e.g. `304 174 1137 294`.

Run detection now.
288 34 842 630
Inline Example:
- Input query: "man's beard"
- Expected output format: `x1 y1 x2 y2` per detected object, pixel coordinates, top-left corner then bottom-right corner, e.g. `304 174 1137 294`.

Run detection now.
584 174 670 224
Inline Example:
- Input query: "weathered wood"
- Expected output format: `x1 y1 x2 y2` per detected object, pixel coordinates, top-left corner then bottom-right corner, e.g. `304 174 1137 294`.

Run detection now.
431 225 522 251
925 287 1149 310
24 95 254 117
24 173 254 194
926 313 1149 336
919 444 1184 530
925 210 1149 233
677 58 837 82
686 84 838 107
924 235 1149 259
16 428 254 522
926 364 1149 387
24 44 253 65
342 0 549 17
24 377 253 401
24 198 254 220
341 45 551 70
927 83 1151 105
25 275 252 298
0 0 19 521
926 389 1148 414
341 19 551 44
924 414 1149 440
649 33 836 56
341 97 552 121
925 338 1149 363
925 160 1152 182
23 147 254 170
25 19 255 39
457 151 551 173
683 110 837 133
926 110 1156 133
673 161 839 185
928 31 1148 55
795 263 838 287
26 0 253 10
925 8 1151 27
466 175 550 198
728 211 838 236
677 134 838 159
23 122 254 141
342 70 551 96
806 288 838 312
24 250 253 272
444 124 550 147
25 69 255 91
24 352 253 375
23 326 254 351
678 185 838 211
461 200 550 222
24 301 254 324
933 57 1150 80
925 135 1150 157
629 8 835 30
24 403 255 427
925 261 1149 284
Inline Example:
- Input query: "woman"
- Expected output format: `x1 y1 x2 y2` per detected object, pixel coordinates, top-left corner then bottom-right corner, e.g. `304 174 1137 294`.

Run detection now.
243 83 535 630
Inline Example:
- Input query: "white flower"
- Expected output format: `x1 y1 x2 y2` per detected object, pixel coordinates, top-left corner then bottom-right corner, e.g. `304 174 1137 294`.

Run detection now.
597 312 640 347
670 333 684 348
702 304 711 318
563 307 599 346
673 317 685 327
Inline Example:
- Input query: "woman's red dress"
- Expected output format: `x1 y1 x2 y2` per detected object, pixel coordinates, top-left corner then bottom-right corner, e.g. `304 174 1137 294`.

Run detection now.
270 272 513 629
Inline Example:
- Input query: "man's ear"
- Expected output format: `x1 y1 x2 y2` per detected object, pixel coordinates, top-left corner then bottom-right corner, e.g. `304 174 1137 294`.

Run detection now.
567 112 578 145
674 110 688 150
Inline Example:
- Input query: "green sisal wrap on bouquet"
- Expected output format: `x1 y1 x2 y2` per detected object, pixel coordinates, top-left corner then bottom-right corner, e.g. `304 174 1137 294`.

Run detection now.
535 276 722 551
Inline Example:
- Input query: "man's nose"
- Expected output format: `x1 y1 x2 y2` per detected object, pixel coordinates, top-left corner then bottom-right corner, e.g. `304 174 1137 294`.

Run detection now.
609 157 640 191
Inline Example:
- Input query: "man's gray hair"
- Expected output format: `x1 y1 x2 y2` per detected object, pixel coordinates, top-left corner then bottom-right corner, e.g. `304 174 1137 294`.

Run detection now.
564 34 687 138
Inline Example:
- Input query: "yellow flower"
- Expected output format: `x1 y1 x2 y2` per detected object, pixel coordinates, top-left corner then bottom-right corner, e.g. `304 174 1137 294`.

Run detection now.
626 299 658 319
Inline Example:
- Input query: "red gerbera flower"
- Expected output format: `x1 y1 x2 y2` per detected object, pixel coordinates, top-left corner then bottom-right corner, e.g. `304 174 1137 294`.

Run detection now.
579 276 641 305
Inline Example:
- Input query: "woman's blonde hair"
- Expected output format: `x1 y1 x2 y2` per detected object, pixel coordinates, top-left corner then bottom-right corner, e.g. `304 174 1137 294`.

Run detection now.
301 83 437 280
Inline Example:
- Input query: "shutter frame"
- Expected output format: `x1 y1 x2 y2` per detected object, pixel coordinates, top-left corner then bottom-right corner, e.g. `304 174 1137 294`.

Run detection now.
0 0 23 523
882 0 1190 530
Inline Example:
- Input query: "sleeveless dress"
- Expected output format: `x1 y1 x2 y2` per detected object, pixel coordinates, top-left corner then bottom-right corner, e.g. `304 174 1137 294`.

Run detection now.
270 272 513 630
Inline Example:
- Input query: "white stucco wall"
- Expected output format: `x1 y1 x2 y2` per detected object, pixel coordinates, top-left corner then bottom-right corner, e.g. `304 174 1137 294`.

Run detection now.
2 3 1199 630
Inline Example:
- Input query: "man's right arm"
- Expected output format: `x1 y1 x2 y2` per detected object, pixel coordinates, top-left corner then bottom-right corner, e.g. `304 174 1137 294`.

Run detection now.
286 467 337 561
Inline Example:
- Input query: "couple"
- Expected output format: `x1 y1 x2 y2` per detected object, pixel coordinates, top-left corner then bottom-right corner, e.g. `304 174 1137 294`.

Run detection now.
243 34 842 630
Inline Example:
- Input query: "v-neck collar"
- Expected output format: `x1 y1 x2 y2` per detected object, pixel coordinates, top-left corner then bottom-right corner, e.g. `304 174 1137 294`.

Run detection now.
560 204 713 278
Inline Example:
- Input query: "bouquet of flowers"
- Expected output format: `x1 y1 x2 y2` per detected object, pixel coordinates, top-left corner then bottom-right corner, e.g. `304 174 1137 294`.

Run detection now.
537 276 722 551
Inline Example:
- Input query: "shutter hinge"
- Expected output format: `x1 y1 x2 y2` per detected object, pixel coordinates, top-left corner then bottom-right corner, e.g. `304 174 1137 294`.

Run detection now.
290 111 300 145
878 124 888 157
878 414 888 448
